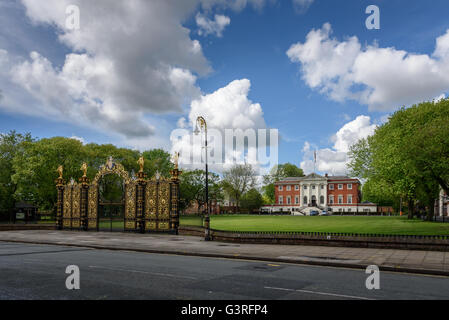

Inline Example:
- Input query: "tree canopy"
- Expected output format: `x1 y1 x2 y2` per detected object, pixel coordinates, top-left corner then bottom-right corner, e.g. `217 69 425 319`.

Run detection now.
348 98 449 220
0 132 173 211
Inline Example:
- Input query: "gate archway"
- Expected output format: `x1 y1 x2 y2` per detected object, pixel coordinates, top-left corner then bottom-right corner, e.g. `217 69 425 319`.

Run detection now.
55 156 181 234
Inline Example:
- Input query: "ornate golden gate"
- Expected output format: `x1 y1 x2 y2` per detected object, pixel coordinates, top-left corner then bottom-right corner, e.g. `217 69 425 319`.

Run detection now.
55 156 181 234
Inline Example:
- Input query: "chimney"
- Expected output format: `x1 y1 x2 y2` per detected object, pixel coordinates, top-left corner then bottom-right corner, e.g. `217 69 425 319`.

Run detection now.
325 173 328 178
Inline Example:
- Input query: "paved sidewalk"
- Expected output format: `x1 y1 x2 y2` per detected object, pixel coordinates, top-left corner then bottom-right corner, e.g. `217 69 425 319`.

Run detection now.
1 230 448 276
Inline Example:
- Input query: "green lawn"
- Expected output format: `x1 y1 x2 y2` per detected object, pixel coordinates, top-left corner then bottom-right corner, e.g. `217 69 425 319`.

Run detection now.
36 215 449 236
181 215 449 236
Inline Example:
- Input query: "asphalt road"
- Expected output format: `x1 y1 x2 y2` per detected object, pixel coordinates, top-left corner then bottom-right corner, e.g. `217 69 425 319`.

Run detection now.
1 241 449 300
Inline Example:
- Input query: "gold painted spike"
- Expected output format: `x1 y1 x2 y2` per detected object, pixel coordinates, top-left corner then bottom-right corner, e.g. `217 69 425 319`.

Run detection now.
80 162 88 177
57 165 63 178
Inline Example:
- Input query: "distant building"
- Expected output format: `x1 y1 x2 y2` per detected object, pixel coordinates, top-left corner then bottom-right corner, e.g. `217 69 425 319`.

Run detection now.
263 173 377 215
183 194 238 215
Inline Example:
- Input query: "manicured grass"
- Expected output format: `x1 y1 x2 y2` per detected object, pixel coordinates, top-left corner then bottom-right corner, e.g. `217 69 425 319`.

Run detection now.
191 215 449 236
180 215 204 227
99 220 125 230
43 215 449 236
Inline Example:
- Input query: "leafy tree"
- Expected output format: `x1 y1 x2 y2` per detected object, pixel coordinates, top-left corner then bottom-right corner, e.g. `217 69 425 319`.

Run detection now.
142 149 174 178
222 164 257 208
240 188 264 212
12 137 87 210
348 99 449 220
0 131 34 212
179 169 223 213
84 143 140 178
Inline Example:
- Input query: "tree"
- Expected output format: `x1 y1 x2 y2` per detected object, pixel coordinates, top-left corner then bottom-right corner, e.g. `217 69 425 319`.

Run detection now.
348 99 449 220
222 164 257 209
240 188 264 212
179 169 223 213
262 163 304 204
142 149 174 178
0 131 34 212
12 137 87 210
84 143 140 178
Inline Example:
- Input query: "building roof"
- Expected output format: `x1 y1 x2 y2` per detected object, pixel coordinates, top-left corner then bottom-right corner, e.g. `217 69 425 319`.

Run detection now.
275 174 359 184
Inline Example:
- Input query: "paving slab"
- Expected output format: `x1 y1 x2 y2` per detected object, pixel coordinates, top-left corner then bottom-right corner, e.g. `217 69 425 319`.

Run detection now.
0 230 448 277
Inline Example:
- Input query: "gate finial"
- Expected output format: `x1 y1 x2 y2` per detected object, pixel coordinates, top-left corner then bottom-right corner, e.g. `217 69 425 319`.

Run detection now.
173 152 179 170
138 156 145 173
57 165 63 179
81 162 88 177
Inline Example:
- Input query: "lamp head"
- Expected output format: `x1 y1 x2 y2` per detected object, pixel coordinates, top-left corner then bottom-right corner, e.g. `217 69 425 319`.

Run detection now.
194 123 200 135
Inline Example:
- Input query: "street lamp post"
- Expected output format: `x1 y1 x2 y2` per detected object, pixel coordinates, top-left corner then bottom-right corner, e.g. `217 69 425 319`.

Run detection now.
194 116 211 241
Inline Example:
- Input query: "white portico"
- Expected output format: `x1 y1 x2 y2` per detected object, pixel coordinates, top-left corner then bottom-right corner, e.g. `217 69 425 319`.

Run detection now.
299 173 328 208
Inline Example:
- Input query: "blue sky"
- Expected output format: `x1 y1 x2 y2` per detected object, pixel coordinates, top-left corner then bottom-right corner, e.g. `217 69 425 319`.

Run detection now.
1 0 448 175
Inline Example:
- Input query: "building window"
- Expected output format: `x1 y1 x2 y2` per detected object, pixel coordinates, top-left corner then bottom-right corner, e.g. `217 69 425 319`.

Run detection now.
320 196 324 204
304 185 308 190
279 185 283 191
295 196 299 204
338 184 343 190
348 195 353 204
287 185 291 191
312 185 316 190
279 196 283 205
287 196 291 205
329 184 334 190
303 196 308 204
338 195 343 204
329 195 334 204
348 208 352 212
295 185 299 191
347 184 352 190
321 185 324 190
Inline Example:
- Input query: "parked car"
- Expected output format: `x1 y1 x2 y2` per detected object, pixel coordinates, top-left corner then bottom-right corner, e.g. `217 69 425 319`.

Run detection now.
319 211 329 216
309 210 319 216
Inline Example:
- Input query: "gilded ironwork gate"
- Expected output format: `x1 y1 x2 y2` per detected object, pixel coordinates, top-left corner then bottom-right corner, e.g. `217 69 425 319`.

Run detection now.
55 156 181 234
62 182 82 229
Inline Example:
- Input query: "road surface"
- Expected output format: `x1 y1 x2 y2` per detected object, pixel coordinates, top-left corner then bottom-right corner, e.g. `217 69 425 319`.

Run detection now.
1 242 448 300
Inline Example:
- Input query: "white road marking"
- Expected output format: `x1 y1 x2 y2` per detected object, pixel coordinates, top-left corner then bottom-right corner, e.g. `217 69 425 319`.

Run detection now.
88 265 197 280
264 286 374 300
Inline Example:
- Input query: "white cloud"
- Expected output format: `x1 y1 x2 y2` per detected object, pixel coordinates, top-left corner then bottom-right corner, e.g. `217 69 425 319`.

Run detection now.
1 0 213 139
70 135 85 144
433 93 446 103
171 79 268 174
301 115 377 175
287 23 449 111
196 13 231 37
292 0 314 13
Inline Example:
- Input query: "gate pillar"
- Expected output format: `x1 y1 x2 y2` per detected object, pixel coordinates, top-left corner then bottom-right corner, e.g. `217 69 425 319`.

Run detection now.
55 166 65 231
136 171 147 233
170 167 181 234
79 163 89 231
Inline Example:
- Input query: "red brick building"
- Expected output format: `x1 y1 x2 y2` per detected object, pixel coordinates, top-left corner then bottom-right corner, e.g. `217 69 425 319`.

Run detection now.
264 173 377 215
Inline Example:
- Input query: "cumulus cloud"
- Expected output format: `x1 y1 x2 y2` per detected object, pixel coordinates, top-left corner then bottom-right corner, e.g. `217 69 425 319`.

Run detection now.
292 0 314 13
70 135 85 144
287 23 449 111
1 0 216 140
171 79 271 174
301 115 377 175
196 13 231 37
